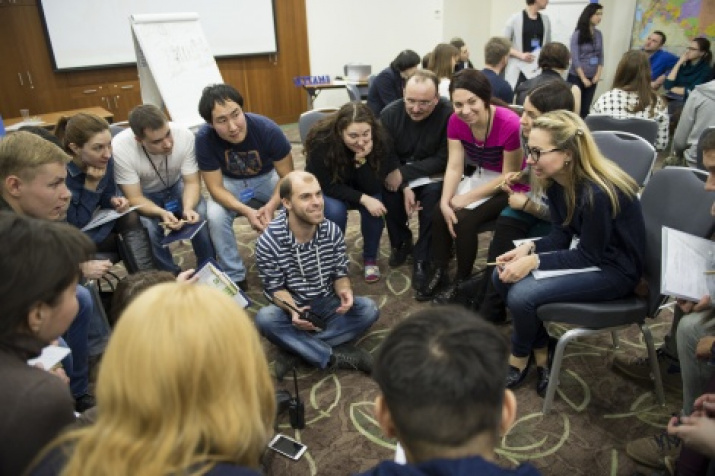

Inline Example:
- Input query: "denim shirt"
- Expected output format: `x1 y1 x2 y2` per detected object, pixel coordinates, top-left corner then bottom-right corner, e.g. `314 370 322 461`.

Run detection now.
65 159 118 243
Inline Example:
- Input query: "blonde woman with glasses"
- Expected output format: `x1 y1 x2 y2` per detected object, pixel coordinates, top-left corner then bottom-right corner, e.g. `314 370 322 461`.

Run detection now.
492 110 645 397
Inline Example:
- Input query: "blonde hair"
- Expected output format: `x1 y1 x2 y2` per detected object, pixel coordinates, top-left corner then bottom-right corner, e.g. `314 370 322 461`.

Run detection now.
0 131 71 182
46 283 275 476
531 110 639 225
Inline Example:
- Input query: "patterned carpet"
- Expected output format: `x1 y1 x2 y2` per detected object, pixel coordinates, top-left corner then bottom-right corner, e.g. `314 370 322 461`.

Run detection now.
162 123 681 476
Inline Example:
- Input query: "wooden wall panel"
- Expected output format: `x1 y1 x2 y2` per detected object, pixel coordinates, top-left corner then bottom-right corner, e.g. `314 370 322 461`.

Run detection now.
0 0 309 124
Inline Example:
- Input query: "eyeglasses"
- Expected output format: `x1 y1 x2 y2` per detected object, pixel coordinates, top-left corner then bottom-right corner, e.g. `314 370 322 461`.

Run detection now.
526 146 563 162
686 47 700 52
405 98 435 108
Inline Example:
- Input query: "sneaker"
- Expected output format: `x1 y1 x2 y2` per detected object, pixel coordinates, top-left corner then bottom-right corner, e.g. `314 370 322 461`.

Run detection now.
388 241 413 267
626 431 681 469
274 350 300 382
74 393 96 413
330 344 373 374
364 260 380 283
613 348 681 390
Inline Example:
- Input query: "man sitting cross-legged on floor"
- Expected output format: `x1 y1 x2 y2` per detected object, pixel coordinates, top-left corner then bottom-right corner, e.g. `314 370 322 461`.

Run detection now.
355 306 541 476
255 171 379 380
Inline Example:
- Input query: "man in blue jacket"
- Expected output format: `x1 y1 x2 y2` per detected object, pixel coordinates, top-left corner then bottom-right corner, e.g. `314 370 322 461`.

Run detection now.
355 306 541 476
643 31 678 90
255 171 378 380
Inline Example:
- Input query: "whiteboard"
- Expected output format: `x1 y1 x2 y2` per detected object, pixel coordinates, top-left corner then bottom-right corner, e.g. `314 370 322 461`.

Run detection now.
38 0 277 71
132 13 224 129
545 0 590 49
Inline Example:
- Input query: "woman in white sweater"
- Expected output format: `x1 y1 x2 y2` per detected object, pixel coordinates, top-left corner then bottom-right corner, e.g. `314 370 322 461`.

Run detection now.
590 50 669 150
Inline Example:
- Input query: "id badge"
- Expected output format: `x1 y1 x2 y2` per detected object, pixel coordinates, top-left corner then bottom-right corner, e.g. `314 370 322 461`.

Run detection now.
239 187 255 203
164 198 181 217
589 57 599 66
530 38 541 51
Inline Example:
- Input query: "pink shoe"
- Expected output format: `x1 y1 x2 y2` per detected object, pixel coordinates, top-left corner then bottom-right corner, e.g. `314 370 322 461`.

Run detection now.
364 260 380 283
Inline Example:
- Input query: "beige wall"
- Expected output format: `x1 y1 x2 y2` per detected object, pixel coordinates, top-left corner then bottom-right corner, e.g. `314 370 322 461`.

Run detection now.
305 0 639 110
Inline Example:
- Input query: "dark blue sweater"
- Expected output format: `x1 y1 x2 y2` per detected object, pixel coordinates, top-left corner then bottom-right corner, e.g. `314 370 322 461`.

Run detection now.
534 180 645 284
354 455 542 476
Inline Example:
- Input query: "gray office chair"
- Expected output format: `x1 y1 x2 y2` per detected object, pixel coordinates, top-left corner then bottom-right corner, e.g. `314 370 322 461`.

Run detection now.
696 126 715 171
298 108 337 145
367 74 376 91
345 83 361 102
538 167 715 413
585 114 659 147
592 131 657 187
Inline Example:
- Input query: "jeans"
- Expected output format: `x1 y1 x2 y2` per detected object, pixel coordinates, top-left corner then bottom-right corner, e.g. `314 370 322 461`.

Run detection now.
86 285 110 357
677 311 715 415
383 182 442 263
63 285 91 398
493 266 636 357
323 194 384 261
255 295 379 368
207 171 278 282
141 180 215 274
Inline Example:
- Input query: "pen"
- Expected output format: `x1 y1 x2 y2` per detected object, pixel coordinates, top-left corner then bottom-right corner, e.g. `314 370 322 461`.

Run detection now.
159 219 187 227
494 170 523 191
705 270 715 275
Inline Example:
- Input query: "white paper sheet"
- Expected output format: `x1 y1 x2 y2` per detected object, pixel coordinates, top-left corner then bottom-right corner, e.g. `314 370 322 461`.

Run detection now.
28 345 71 369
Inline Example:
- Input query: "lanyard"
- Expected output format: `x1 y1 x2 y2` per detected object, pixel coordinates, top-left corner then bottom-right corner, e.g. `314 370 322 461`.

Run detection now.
471 107 493 175
142 146 170 190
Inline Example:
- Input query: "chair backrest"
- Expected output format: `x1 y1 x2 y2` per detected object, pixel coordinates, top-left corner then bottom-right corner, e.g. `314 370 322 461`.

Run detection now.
109 123 126 137
585 114 658 146
639 167 715 314
696 126 715 171
298 108 337 145
345 83 361 102
592 131 656 187
367 74 376 90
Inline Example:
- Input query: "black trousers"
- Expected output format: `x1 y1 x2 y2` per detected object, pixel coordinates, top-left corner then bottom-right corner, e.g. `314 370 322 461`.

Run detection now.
382 182 442 263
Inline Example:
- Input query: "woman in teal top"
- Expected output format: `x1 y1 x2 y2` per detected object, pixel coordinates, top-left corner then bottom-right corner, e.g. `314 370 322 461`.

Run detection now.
664 37 712 114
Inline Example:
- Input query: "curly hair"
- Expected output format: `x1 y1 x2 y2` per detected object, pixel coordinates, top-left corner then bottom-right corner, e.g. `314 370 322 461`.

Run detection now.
304 102 388 183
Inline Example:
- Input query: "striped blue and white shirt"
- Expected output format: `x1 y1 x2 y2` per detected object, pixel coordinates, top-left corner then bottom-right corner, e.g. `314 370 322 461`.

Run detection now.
256 209 349 306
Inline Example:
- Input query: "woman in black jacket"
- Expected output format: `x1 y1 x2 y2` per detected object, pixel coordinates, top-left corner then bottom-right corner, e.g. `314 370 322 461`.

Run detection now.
305 102 392 283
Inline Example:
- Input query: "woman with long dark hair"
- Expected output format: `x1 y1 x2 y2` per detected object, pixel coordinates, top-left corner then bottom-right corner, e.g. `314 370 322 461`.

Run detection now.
419 69 522 301
567 3 604 117
591 50 669 150
304 102 391 283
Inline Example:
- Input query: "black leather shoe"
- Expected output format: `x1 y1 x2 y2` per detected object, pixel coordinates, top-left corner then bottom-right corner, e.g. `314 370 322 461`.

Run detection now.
536 367 551 397
412 261 428 291
431 282 460 305
506 364 530 390
415 267 448 301
389 241 413 267
536 337 558 397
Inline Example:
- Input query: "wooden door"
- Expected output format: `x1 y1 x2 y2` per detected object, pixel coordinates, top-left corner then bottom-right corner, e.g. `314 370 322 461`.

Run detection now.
0 3 67 118
0 4 39 117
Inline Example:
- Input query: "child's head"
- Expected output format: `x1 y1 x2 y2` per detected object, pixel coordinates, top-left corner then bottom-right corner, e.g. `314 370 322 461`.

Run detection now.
372 306 515 463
